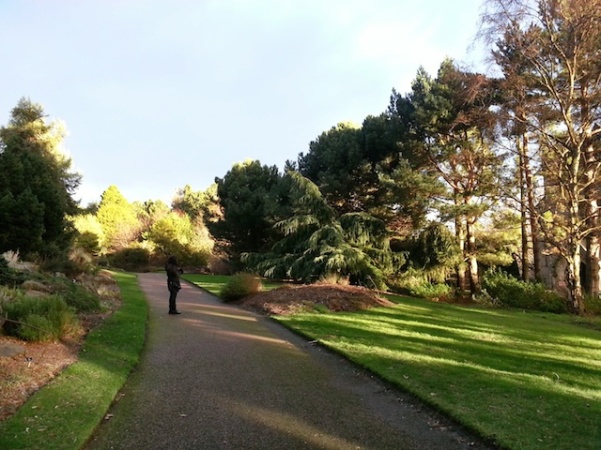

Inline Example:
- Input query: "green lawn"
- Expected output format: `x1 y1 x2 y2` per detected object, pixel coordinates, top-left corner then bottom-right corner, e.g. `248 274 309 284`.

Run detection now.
278 298 601 450
185 274 601 450
0 272 148 450
182 273 282 296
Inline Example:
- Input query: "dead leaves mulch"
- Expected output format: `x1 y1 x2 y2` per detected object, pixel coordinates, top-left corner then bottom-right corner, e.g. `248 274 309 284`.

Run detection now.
0 337 80 421
237 283 394 315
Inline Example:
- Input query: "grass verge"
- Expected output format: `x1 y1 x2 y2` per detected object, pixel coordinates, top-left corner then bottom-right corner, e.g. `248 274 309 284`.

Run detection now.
0 272 148 450
184 274 601 450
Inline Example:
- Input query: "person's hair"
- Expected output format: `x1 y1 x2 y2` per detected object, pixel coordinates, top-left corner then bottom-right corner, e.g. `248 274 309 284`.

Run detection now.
167 255 177 265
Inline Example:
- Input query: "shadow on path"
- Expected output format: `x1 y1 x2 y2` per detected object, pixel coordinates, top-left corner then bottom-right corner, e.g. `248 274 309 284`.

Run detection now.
84 273 494 450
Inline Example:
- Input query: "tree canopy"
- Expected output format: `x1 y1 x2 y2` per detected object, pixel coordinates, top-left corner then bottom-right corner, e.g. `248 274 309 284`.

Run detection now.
0 98 80 257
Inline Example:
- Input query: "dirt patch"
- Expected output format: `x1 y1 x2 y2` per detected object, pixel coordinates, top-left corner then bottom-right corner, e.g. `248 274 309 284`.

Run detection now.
0 337 80 421
237 283 394 315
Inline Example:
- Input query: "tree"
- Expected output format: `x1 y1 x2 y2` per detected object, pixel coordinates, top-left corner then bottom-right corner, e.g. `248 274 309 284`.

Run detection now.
212 160 289 263
244 172 401 289
171 184 221 223
297 122 366 214
0 98 80 257
481 0 601 312
96 186 140 252
147 211 213 267
391 61 504 296
72 213 105 255
297 117 433 235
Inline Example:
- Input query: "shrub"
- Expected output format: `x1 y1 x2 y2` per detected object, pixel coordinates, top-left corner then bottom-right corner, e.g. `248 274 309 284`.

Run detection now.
481 270 567 313
410 282 453 301
220 273 262 302
38 250 94 278
59 282 101 313
1 294 80 341
0 256 26 286
108 247 150 271
583 294 601 316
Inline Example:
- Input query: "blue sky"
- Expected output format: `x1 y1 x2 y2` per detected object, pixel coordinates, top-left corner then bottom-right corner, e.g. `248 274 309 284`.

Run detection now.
0 0 486 206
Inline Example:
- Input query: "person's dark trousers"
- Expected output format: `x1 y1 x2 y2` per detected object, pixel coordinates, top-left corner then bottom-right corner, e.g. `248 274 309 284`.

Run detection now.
168 288 178 313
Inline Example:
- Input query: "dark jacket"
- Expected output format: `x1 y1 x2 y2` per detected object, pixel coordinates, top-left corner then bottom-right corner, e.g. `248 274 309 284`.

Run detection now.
165 259 183 291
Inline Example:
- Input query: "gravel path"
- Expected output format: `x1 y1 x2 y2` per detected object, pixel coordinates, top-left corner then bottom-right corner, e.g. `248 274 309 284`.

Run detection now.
84 273 495 450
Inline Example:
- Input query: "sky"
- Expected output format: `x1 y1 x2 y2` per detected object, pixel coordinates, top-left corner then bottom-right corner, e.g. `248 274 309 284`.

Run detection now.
0 0 487 206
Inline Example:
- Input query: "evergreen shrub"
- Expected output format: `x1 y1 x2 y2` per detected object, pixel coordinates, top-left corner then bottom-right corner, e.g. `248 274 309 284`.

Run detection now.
0 257 26 286
481 270 567 313
220 273 262 302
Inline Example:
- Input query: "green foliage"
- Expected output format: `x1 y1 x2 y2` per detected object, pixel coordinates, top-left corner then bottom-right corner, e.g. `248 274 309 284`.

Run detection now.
0 98 80 258
297 122 366 214
212 160 288 261
583 294 601 316
171 184 221 222
108 247 151 272
58 282 101 313
390 267 454 298
245 172 395 289
96 185 140 252
481 270 567 313
147 211 213 267
409 222 459 269
72 213 104 254
0 256 26 286
1 294 79 342
219 272 262 302
475 210 521 268
408 282 453 300
38 248 94 278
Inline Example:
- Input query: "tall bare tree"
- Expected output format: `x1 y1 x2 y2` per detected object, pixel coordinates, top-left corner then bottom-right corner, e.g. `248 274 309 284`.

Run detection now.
480 0 601 313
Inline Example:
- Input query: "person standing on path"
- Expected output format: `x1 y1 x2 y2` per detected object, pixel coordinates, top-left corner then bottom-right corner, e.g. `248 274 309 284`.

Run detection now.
165 255 183 314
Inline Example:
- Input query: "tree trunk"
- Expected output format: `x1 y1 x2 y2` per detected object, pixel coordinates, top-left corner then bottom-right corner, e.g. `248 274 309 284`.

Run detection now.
517 134 531 281
566 249 584 314
455 216 468 293
584 143 600 297
521 133 541 281
466 220 480 296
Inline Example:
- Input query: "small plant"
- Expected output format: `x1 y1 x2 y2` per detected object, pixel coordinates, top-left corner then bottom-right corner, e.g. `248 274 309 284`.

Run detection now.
219 273 262 302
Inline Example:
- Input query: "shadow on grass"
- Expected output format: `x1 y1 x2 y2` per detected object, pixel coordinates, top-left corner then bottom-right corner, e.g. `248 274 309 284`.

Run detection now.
277 300 601 450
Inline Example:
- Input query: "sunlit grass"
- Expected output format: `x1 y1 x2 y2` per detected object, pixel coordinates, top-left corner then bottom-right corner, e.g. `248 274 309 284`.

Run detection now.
277 295 601 450
182 273 281 296
0 272 148 450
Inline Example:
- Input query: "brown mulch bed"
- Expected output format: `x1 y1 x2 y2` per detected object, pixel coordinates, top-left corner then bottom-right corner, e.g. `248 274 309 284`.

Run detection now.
237 283 394 315
0 337 81 421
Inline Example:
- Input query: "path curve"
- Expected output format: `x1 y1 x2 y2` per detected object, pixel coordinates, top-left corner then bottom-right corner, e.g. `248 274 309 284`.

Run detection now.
84 273 495 450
